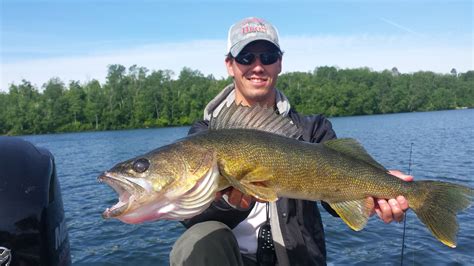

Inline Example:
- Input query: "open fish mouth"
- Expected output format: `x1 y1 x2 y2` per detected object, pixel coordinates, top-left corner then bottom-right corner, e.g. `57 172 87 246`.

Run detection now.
98 172 143 218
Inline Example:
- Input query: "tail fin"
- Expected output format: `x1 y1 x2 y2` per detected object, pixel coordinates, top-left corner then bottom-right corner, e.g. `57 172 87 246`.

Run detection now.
410 181 473 248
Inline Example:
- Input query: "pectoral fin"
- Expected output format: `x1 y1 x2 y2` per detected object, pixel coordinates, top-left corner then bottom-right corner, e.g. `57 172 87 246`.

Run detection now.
240 167 278 202
238 182 278 202
217 175 231 191
329 198 374 231
219 162 278 202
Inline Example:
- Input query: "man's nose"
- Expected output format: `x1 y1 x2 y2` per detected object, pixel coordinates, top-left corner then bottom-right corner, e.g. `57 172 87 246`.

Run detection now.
250 57 265 72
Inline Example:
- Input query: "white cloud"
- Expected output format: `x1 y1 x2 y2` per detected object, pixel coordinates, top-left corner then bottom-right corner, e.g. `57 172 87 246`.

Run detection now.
1 34 472 92
280 34 472 75
0 40 229 91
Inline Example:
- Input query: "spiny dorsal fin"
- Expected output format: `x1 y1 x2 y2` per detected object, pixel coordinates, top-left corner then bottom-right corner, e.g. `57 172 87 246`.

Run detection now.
323 138 387 170
210 102 302 139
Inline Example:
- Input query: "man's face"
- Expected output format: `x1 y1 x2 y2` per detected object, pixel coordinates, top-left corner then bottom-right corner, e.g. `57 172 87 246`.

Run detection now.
225 41 282 106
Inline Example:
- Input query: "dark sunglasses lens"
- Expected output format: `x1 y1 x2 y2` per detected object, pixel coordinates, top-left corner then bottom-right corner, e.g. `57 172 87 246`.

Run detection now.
235 53 255 65
261 52 279 65
235 52 280 65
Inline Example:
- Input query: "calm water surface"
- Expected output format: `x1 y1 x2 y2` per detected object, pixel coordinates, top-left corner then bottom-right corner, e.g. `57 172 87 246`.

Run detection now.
21 109 474 265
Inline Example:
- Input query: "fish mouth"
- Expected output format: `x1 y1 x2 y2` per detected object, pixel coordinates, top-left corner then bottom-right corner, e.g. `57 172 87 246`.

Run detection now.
98 172 144 219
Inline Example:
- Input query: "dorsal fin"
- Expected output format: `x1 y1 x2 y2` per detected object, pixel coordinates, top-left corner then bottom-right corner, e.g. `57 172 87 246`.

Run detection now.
209 102 302 139
323 138 387 170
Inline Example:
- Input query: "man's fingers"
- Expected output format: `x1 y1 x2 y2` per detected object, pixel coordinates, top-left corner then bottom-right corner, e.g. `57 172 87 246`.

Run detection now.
228 189 243 206
367 197 376 216
374 208 382 218
388 198 404 222
222 188 256 209
388 170 414 182
375 197 408 223
377 199 393 223
215 191 222 201
240 194 253 209
396 195 409 211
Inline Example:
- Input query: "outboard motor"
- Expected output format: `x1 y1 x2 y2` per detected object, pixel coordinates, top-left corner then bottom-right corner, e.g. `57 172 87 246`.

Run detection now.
0 137 71 265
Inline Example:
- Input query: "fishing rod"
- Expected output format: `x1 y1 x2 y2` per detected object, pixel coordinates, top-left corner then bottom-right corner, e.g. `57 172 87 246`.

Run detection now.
400 142 414 266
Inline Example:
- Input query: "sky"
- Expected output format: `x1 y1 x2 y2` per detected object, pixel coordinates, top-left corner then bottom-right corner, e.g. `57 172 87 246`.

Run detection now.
1 0 473 91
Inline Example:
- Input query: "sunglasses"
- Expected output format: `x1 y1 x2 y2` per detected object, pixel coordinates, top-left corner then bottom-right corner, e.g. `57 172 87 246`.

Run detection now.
234 51 282 65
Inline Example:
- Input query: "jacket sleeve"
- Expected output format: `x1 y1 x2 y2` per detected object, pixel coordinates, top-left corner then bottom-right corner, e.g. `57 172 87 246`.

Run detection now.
182 120 253 229
302 114 337 143
187 120 209 135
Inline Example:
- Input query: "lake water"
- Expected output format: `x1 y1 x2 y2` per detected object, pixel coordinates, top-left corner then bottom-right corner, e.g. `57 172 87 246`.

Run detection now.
20 109 474 265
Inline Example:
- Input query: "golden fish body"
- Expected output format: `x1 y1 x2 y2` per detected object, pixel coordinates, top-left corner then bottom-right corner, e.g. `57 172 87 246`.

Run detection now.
99 104 473 248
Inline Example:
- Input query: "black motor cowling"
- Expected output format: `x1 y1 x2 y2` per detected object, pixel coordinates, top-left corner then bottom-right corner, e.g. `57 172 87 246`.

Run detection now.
0 137 71 266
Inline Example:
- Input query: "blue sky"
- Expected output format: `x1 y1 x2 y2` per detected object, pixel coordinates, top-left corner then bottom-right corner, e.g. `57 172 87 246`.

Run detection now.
1 0 472 91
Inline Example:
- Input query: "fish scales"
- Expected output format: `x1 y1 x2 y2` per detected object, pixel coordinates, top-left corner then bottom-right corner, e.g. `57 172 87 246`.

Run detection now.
189 129 408 202
99 103 473 248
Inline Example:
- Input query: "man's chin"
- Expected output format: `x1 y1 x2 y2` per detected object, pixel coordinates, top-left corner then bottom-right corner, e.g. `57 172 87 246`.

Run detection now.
244 91 276 105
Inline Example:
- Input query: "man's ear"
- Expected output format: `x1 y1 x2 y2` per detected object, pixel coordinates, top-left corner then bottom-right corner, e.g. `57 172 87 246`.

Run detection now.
277 56 282 74
225 57 235 77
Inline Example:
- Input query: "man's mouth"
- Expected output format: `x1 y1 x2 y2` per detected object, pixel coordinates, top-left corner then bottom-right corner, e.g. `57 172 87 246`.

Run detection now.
247 77 268 85
248 77 267 81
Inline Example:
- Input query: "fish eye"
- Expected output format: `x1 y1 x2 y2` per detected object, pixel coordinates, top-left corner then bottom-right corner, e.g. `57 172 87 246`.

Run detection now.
132 158 150 173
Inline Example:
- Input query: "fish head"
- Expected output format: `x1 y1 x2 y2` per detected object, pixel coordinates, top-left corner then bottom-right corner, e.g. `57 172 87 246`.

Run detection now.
98 142 220 224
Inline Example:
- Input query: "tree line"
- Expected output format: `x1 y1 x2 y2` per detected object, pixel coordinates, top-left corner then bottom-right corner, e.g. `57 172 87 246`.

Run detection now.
0 65 473 135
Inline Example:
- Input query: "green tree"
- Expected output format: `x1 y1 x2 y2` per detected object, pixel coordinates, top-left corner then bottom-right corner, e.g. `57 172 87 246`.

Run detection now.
456 71 474 108
42 78 69 132
0 92 8 134
63 81 87 131
4 81 43 134
103 64 130 129
2 65 473 136
83 80 105 130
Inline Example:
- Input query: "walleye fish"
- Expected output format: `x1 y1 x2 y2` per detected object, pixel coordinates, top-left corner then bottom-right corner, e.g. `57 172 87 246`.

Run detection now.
99 103 473 248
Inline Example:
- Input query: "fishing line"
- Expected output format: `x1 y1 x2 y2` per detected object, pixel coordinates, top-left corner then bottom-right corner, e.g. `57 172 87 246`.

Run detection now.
400 142 413 266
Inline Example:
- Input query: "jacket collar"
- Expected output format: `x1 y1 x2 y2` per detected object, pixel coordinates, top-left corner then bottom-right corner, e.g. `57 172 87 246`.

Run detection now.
203 83 291 120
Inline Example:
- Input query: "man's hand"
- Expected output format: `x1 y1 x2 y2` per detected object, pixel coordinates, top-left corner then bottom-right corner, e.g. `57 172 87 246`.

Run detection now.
370 170 414 223
215 187 256 210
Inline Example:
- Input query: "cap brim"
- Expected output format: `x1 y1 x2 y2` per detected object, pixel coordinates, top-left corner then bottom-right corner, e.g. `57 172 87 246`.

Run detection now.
229 37 280 57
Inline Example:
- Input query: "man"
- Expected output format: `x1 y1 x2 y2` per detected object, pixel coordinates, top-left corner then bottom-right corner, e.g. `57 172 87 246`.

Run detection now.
170 17 412 266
